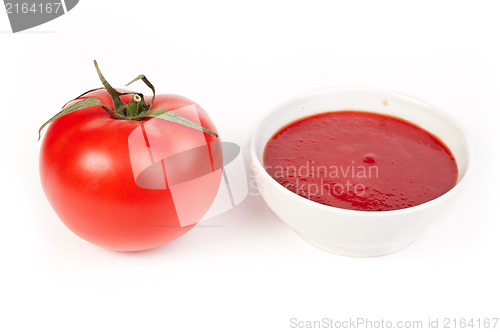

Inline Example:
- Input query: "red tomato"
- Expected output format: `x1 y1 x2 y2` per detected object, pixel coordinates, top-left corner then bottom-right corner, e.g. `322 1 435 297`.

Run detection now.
40 88 222 251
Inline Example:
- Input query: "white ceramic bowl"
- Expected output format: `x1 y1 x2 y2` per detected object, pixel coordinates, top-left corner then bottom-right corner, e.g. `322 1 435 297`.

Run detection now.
250 87 472 257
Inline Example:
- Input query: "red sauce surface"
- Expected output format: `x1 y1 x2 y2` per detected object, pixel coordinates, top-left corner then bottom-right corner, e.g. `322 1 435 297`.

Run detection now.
263 111 458 211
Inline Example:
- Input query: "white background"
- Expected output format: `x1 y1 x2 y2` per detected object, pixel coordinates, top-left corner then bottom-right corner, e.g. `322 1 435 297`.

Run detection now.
1 1 499 331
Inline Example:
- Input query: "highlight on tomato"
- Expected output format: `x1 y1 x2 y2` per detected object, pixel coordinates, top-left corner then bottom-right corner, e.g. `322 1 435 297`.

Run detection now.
39 61 222 251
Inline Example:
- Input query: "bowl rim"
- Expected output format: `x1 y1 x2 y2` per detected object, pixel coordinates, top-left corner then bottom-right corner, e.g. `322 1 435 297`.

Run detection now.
249 85 474 216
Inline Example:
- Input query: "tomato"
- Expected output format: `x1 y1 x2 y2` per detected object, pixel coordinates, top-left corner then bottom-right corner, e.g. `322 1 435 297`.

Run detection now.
39 63 222 251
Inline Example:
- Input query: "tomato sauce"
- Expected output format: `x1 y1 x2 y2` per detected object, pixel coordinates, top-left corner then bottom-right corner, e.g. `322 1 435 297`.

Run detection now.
263 111 458 211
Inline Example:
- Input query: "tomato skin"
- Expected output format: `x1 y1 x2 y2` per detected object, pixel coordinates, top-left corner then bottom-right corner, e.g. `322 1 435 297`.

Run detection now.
40 89 222 251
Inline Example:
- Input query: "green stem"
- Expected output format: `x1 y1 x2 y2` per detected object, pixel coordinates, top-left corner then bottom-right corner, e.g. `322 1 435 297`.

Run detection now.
94 60 127 115
38 61 219 140
127 94 141 117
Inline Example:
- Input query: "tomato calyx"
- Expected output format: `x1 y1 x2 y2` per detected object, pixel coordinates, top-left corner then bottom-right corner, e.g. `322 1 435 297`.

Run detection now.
38 60 219 140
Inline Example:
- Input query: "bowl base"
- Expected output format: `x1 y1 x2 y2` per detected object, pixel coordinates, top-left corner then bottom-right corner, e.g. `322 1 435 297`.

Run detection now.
299 234 413 257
